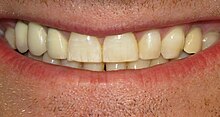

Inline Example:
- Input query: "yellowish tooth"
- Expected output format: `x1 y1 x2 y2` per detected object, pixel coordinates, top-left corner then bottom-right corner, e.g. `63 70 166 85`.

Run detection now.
68 33 102 62
83 63 104 71
47 29 68 59
103 32 138 62
127 59 150 69
28 22 47 56
43 53 61 65
161 26 185 59
106 63 126 71
15 21 28 53
5 27 16 49
150 55 168 67
184 27 202 54
202 32 220 50
139 30 161 60
28 52 42 61
61 60 82 69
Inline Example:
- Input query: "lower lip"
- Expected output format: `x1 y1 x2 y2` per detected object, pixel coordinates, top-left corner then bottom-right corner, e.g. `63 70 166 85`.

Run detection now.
0 37 220 86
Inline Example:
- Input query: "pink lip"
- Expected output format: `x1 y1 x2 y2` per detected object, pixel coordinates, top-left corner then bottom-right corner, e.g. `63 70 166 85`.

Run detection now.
0 37 220 85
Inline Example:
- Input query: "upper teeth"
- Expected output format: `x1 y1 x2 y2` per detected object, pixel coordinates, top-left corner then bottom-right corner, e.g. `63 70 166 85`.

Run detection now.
4 21 220 71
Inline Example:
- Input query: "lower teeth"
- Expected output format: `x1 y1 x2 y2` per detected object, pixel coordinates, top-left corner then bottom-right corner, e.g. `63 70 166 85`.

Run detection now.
2 21 220 71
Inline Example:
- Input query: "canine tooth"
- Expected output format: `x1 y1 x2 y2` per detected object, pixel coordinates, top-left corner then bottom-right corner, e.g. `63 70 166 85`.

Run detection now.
139 30 161 60
127 59 150 69
161 26 185 59
28 52 42 61
43 53 61 65
106 63 126 71
15 21 28 53
61 60 82 69
150 55 168 67
68 33 102 62
47 29 68 59
83 63 104 71
202 32 220 50
103 32 138 62
184 27 202 53
28 22 47 56
5 27 16 49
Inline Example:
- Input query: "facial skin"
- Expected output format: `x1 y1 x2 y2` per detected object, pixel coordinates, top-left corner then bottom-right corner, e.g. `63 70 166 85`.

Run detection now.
0 0 220 116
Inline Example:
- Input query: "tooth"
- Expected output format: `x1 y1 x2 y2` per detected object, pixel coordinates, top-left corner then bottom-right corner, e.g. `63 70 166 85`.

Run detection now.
68 33 102 62
61 60 82 69
15 21 28 53
28 22 47 56
176 51 189 60
27 52 42 61
5 27 16 49
43 53 61 65
47 28 68 59
161 26 185 59
139 30 161 60
127 59 150 69
202 32 220 50
103 32 138 62
83 63 104 71
150 55 168 67
106 63 126 71
184 27 202 54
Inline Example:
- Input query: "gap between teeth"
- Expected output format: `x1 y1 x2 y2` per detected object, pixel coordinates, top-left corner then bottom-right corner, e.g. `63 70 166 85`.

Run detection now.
3 21 220 71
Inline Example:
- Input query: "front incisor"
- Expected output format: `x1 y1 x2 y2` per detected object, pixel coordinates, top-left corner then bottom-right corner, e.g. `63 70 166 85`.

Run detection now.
68 33 102 62
103 32 138 62
184 27 202 54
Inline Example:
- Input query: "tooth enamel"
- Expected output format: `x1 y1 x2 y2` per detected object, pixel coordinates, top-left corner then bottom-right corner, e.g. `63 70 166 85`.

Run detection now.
150 55 168 67
184 27 202 53
83 63 104 71
202 32 220 50
28 22 47 56
28 52 42 61
5 27 16 49
106 63 126 71
68 33 102 62
127 59 150 69
47 28 68 59
176 51 189 60
139 30 161 60
43 53 61 65
161 26 185 59
103 32 138 62
61 60 82 69
15 21 28 53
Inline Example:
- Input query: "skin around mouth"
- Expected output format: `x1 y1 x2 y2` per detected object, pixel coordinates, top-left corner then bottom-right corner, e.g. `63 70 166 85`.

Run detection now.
0 0 220 116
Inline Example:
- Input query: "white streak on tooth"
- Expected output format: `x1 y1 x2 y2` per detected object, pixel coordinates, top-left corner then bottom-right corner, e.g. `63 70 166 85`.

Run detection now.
103 32 138 62
150 55 168 67
106 63 126 71
139 30 161 60
5 27 16 49
83 63 104 71
28 22 47 56
15 21 28 53
202 32 220 50
68 33 102 62
47 29 68 59
43 53 61 65
184 27 202 54
127 59 150 69
161 26 185 59
61 60 82 69
28 52 42 61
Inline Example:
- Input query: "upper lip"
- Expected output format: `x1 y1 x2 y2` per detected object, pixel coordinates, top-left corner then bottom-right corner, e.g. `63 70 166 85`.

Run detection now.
1 0 220 37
